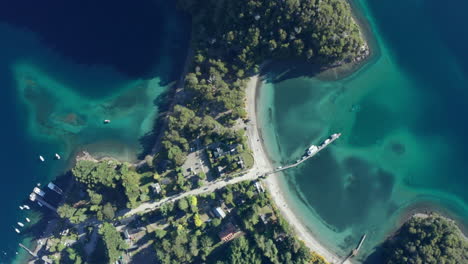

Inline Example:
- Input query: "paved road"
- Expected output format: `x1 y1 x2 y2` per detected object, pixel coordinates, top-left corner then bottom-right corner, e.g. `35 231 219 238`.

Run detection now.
129 72 325 222
124 167 265 217
125 76 271 218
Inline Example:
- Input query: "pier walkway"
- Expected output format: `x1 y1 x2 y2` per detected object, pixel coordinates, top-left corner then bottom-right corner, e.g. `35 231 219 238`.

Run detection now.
266 133 341 176
19 243 37 259
126 133 341 217
341 234 367 264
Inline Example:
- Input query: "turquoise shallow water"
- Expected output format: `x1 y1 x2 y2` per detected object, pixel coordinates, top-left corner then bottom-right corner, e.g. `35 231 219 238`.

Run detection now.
259 0 468 261
0 1 189 262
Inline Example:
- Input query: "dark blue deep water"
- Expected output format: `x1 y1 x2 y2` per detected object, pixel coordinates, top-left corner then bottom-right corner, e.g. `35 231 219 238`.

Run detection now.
0 1 189 262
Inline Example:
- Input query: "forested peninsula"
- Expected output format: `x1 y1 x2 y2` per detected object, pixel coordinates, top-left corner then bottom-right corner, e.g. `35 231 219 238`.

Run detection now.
28 1 369 263
382 214 468 264
161 0 367 167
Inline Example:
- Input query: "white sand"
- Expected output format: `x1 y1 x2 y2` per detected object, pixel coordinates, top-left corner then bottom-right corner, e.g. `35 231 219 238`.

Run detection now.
245 76 350 264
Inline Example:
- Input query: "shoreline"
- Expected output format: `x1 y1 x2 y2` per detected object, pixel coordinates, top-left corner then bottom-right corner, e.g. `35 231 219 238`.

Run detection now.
394 201 468 239
245 75 349 264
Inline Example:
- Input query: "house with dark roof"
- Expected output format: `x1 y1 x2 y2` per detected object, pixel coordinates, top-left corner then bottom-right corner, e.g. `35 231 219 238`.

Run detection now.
218 222 238 242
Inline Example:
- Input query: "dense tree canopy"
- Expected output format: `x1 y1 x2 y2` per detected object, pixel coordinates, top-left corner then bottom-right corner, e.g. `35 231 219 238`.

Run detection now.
158 0 366 168
383 215 468 264
227 236 262 264
179 0 364 63
99 223 128 263
72 160 120 189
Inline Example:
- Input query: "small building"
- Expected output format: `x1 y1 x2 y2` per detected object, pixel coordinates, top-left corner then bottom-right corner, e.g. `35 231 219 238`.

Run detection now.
218 223 238 242
260 214 269 224
275 232 287 242
213 207 226 219
237 157 245 169
254 181 265 193
150 183 162 194
214 148 225 158
217 166 225 177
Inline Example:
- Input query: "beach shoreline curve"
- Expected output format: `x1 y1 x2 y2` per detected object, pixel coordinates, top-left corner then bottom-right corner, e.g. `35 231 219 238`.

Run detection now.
245 75 350 264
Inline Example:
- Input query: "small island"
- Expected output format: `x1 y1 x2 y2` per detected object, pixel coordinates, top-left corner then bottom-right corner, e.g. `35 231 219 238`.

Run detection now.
23 0 372 263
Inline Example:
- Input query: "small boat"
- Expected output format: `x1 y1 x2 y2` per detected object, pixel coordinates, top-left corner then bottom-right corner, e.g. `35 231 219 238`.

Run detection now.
25 218 30 223
17 222 24 227
23 205 30 210
19 206 24 210
103 119 111 124
37 201 43 207
14 228 20 234
39 155 45 162
55 153 61 160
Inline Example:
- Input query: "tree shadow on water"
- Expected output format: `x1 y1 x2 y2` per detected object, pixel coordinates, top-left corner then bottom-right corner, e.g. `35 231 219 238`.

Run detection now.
137 83 175 160
362 246 385 264
262 59 328 83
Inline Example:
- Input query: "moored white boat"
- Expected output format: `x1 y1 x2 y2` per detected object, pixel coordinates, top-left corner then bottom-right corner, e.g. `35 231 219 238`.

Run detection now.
33 187 45 197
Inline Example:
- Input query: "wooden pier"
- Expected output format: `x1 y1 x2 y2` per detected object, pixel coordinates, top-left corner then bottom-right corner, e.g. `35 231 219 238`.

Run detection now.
19 243 37 258
265 133 341 176
29 192 57 213
341 234 367 264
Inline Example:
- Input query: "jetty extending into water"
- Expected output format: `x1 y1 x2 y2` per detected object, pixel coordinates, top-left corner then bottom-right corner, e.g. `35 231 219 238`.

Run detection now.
29 192 57 213
19 243 37 259
341 234 367 264
265 133 341 176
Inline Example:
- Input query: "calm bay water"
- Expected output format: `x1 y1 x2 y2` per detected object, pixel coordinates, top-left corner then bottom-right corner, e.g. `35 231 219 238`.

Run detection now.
259 0 468 262
0 1 189 262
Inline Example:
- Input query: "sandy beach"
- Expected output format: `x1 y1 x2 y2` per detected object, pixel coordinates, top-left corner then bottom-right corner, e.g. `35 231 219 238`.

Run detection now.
245 76 350 264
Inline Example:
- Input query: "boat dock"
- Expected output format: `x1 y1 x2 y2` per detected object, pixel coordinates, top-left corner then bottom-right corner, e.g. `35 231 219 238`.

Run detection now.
19 243 37 259
341 234 367 264
266 133 341 176
29 192 57 213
